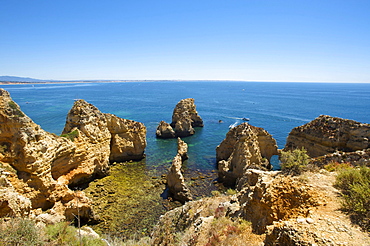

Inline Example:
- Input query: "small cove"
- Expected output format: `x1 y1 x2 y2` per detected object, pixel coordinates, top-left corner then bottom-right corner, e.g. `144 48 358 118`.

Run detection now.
2 81 370 237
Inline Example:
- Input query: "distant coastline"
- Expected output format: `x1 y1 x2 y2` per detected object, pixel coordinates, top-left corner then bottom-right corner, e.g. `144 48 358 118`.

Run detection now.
0 76 367 84
0 80 156 85
0 77 246 85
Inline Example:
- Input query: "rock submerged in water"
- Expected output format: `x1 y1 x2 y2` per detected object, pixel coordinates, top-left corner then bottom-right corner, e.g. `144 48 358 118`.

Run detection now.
0 88 146 224
156 98 203 138
284 115 370 158
216 122 278 186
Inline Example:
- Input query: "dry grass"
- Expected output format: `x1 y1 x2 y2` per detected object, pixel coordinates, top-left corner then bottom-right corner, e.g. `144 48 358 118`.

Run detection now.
198 217 264 246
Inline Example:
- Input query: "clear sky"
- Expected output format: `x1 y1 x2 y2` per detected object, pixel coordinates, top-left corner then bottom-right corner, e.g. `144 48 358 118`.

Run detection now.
1 0 369 82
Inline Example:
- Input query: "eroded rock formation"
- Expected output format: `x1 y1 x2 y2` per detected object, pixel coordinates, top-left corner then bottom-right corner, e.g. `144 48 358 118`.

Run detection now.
105 113 146 162
216 123 278 186
177 137 188 161
237 169 322 234
156 98 203 138
166 138 192 203
284 115 370 158
153 168 370 245
0 89 146 224
59 99 112 187
155 121 175 138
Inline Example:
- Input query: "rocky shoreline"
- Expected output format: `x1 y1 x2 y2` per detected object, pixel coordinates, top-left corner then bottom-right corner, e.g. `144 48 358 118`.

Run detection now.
1 88 370 245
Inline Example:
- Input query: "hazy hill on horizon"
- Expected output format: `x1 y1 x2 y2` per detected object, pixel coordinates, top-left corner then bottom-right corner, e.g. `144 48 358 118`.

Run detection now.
0 76 46 82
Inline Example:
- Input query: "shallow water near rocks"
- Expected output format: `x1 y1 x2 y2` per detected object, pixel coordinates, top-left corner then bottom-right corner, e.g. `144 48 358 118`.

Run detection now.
84 160 220 239
85 161 166 238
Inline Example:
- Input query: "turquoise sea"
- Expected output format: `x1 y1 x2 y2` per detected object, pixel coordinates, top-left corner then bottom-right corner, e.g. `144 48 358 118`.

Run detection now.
3 81 370 236
2 81 370 171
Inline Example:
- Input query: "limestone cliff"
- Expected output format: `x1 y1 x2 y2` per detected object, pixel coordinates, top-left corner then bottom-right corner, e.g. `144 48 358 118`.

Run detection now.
237 169 321 234
166 138 192 203
60 100 146 186
284 115 370 158
216 123 278 186
156 98 203 138
0 89 94 222
105 113 146 162
0 89 146 224
59 99 112 186
310 148 370 168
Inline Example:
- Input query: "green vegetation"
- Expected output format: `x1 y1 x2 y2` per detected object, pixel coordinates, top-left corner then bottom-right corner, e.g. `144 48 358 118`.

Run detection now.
335 166 370 231
61 130 79 142
211 190 221 197
225 188 237 196
0 218 104 246
280 147 310 175
0 217 42 246
0 218 152 246
8 101 24 117
84 162 166 239
324 161 353 172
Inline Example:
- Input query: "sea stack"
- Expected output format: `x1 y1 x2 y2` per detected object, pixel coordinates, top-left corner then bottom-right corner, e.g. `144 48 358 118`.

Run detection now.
156 98 203 138
166 138 192 203
216 123 278 186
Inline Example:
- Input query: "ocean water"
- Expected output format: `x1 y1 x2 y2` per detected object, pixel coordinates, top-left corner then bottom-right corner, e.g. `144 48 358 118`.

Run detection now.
2 81 370 171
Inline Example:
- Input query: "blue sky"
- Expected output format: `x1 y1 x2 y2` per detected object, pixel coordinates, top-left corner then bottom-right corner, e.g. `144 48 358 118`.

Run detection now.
1 0 369 82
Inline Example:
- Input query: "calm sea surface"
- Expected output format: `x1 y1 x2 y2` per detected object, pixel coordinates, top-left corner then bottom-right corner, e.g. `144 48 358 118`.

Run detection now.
2 81 370 170
3 81 370 236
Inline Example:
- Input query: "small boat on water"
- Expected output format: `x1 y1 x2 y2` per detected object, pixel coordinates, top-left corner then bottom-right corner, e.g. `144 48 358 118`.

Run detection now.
242 117 250 121
229 122 238 129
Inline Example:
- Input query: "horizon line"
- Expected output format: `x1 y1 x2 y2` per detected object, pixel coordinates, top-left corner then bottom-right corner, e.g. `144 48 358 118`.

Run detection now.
1 76 369 84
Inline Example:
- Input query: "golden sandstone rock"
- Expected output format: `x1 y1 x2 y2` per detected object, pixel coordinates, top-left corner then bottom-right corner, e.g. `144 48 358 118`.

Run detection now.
166 138 192 203
216 123 278 186
284 115 370 158
156 120 175 138
0 89 146 223
156 98 203 138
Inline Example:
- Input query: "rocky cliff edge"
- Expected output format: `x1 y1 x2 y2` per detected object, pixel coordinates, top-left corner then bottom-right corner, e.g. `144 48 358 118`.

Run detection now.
284 115 370 158
0 89 146 224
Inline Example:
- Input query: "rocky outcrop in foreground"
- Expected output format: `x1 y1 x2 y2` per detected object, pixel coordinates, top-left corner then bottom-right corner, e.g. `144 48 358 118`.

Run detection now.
237 169 322 234
216 123 278 186
284 115 370 158
0 89 146 224
152 169 370 245
166 138 192 203
156 98 203 138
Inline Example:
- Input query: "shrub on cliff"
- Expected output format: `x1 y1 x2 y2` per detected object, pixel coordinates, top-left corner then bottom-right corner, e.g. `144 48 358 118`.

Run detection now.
8 100 25 117
0 218 41 246
61 130 79 142
335 166 370 231
0 218 105 246
280 147 310 175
